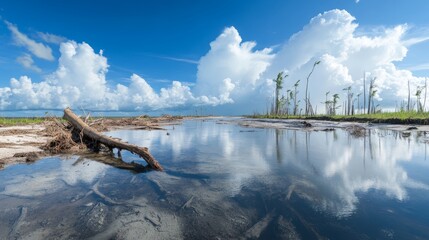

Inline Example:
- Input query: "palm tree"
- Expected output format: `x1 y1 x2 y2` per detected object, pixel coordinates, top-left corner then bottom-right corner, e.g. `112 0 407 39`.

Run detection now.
286 89 291 115
273 72 288 115
416 86 423 112
343 86 352 115
356 93 362 114
367 77 376 114
407 79 411 112
424 78 428 112
333 93 340 115
371 89 377 113
325 91 330 114
293 80 300 115
363 72 366 114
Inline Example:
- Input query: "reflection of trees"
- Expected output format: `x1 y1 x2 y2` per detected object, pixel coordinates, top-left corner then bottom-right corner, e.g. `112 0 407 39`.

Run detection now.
272 127 428 217
368 129 374 160
275 129 283 163
305 131 319 175
109 120 428 217
363 134 366 170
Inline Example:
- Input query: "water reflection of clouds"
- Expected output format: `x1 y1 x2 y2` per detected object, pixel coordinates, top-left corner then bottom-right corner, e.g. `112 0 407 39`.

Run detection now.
108 121 429 217
1 156 108 197
109 120 272 196
278 130 429 217
61 157 108 185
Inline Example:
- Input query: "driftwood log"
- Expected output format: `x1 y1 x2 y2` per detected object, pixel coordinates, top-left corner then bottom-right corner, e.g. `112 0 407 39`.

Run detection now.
63 108 163 171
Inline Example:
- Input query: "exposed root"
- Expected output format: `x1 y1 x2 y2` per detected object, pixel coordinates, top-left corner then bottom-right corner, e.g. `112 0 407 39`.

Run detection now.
42 119 86 154
42 113 180 155
345 125 367 137
63 108 163 170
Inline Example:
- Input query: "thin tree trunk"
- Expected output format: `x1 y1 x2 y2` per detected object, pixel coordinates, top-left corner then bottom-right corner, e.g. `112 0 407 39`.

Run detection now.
367 79 372 115
424 77 427 112
408 79 411 112
363 72 366 114
367 94 371 115
305 62 319 115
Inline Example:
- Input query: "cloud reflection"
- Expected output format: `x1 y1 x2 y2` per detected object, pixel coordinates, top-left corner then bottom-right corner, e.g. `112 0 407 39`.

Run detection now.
4 120 427 219
109 120 429 217
273 129 428 217
1 156 108 198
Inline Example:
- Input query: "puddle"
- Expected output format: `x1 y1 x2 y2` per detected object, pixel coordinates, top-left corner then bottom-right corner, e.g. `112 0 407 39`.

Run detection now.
1 119 429 239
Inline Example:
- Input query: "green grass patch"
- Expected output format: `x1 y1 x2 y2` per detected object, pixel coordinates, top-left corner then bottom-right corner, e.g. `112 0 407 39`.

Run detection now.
250 111 429 124
0 117 46 126
328 112 429 120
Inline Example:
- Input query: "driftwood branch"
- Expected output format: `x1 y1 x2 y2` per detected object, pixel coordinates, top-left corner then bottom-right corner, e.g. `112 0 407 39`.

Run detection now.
63 108 163 171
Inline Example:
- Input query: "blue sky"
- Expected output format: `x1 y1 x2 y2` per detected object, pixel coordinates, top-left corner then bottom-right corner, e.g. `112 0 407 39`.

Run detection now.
1 0 429 115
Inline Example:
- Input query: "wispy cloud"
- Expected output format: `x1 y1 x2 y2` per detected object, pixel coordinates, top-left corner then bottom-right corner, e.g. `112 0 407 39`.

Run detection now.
37 32 67 45
403 36 429 47
4 21 54 61
16 54 42 72
159 56 199 64
406 63 429 71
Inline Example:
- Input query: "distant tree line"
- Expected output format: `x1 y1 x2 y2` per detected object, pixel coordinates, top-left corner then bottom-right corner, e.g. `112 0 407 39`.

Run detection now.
269 64 428 116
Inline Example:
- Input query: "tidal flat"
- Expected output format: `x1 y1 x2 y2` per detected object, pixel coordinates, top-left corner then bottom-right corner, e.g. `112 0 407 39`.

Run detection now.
0 118 429 239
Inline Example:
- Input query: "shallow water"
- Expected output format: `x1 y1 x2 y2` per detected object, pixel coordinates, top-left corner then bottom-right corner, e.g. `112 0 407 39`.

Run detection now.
1 119 429 239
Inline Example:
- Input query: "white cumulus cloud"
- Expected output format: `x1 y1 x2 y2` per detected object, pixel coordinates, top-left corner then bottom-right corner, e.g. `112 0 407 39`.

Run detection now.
0 41 110 110
0 40 234 111
262 9 426 113
195 26 274 113
0 10 428 113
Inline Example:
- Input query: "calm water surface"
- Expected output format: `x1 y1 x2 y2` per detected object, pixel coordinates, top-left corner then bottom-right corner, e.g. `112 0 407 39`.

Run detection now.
1 119 429 239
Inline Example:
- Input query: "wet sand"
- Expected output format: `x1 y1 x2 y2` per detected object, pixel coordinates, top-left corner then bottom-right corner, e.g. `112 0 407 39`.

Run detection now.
0 124 50 168
236 118 429 132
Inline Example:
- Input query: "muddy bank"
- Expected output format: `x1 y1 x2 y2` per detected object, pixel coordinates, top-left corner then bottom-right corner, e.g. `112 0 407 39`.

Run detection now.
306 115 429 125
236 118 429 132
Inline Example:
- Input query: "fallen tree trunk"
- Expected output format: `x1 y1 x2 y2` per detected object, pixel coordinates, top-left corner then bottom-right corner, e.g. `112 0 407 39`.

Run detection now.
63 108 163 171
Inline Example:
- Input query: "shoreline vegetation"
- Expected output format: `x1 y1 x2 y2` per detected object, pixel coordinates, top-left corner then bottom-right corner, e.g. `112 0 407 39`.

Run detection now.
267 66 429 125
2 111 429 126
250 111 429 125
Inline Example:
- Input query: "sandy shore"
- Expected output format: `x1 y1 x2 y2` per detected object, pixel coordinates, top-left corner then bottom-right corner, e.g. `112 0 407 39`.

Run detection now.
0 124 50 168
